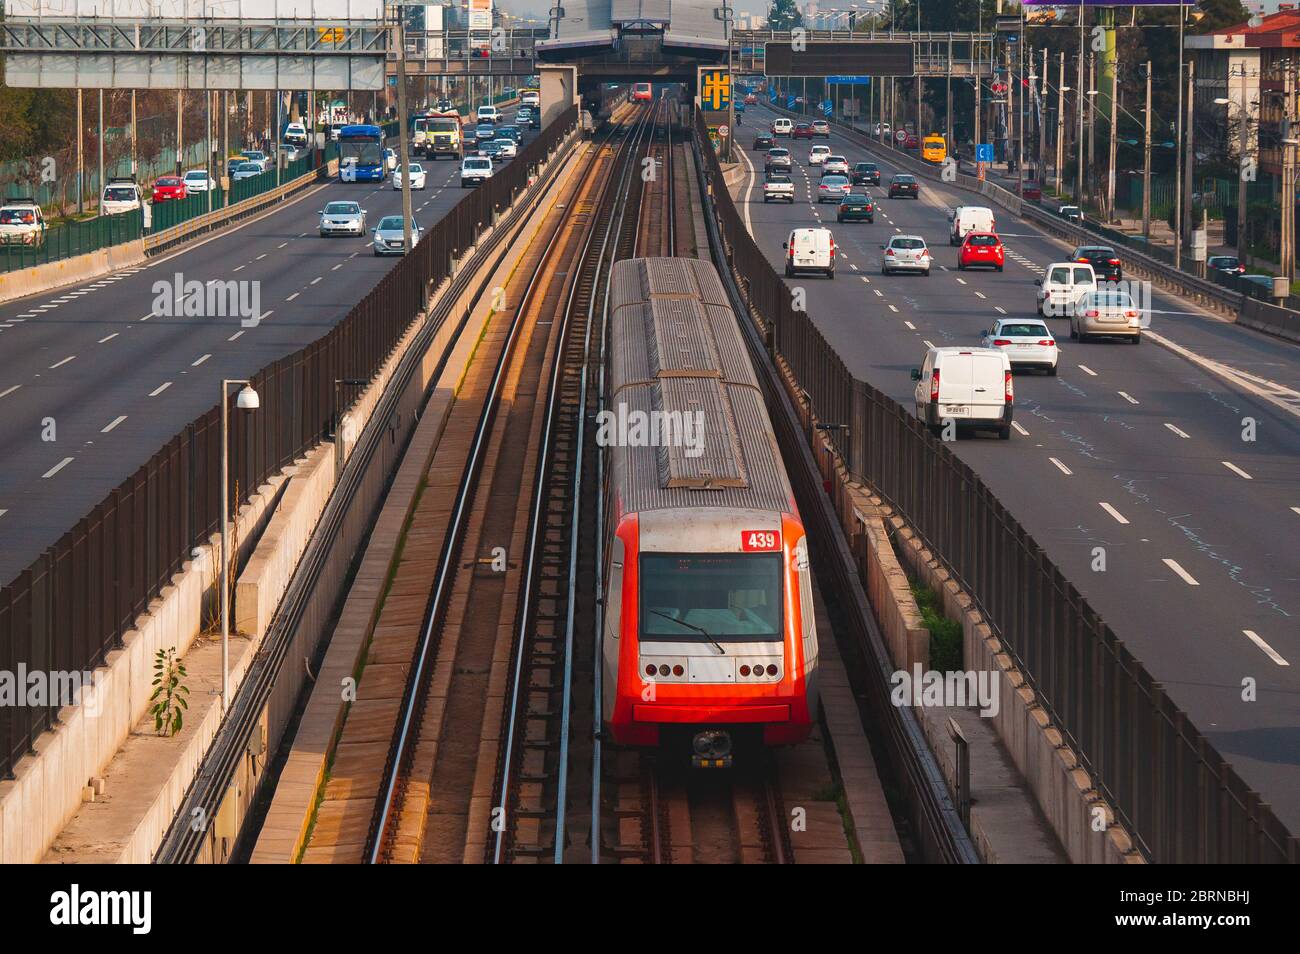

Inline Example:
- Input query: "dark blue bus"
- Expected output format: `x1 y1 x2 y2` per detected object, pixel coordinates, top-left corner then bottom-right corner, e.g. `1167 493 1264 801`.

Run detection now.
337 124 385 182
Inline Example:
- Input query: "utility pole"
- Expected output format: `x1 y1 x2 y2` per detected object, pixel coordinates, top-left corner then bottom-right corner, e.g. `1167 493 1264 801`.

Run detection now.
1143 60 1152 243
130 90 137 176
1039 46 1048 186
1175 11 1186 270
97 90 104 214
1107 53 1119 223
1238 64 1250 267
1178 58 1195 270
1087 54 1096 206
395 7 415 255
1075 10 1085 204
1282 61 1296 283
76 89 84 215
1017 9 1025 194
1056 52 1065 196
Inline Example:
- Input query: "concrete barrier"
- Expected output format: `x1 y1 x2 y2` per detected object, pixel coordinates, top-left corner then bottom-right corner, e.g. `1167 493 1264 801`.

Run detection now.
0 238 146 306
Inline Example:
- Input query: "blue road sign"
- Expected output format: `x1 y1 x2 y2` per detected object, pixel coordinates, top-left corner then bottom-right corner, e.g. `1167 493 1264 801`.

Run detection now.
787 94 796 109
825 76 871 84
821 100 833 116
976 143 994 163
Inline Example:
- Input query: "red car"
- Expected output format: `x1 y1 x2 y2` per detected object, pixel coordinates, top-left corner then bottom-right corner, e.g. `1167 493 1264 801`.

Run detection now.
958 232 1004 271
1020 180 1042 201
902 132 920 150
151 176 187 203
792 123 816 140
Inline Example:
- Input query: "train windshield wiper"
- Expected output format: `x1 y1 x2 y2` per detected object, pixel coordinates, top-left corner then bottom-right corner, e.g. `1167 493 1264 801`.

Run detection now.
647 609 726 655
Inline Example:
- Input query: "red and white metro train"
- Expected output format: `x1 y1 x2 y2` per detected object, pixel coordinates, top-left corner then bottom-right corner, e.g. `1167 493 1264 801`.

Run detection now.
600 258 819 766
632 82 654 102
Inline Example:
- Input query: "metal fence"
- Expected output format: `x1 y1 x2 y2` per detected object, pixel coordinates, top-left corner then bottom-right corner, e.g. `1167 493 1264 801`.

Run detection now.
695 113 1296 864
0 209 144 273
0 104 580 782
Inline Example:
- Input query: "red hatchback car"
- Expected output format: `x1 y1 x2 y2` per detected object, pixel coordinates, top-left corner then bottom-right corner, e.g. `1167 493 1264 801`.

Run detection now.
151 176 187 203
958 232 1004 271
792 123 816 140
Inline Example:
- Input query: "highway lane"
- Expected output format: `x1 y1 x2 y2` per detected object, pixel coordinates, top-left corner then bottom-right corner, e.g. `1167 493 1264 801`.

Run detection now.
738 104 1300 829
0 113 528 582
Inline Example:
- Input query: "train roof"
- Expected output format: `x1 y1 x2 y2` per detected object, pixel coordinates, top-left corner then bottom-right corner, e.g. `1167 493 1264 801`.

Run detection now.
606 258 793 516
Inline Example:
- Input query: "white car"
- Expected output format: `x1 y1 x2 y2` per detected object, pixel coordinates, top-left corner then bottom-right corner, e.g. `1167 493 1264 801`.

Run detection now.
460 155 493 187
822 155 850 176
494 137 518 158
1036 262 1096 317
318 200 367 237
0 202 46 247
392 163 427 190
881 234 931 276
911 347 1014 440
101 179 142 215
183 170 216 193
980 319 1059 374
383 148 398 172
808 144 832 165
763 174 795 203
477 105 501 125
230 162 262 182
783 227 836 279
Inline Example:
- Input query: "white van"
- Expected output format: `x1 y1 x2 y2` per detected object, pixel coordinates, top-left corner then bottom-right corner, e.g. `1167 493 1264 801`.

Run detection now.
477 105 501 124
911 347 1013 440
772 117 793 137
783 227 836 279
1036 261 1096 317
949 206 995 245
460 155 494 187
101 178 142 215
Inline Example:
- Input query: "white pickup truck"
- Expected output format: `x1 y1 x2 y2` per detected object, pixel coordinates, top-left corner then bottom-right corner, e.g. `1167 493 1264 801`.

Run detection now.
763 174 794 203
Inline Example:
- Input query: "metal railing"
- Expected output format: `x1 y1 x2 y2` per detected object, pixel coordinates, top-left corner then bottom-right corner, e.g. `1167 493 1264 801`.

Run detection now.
0 105 580 783
0 209 144 273
695 112 1297 864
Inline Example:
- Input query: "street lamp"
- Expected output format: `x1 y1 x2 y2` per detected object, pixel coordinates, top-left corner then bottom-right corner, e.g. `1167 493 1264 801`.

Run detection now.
219 380 259 712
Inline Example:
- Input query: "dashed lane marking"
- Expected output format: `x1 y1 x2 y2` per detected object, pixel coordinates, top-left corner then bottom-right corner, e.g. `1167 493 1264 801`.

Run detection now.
1099 502 1130 525
1048 457 1073 476
1162 558 1200 586
149 382 172 397
1164 423 1190 439
42 457 74 479
101 415 127 433
1242 630 1289 667
1222 460 1253 479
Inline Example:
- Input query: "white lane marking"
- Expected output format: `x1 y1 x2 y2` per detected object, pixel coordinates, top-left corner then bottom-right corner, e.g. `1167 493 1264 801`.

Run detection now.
904 320 916 330
1099 502 1130 525
228 330 245 341
192 354 211 367
332 263 344 270
49 355 75 369
1117 391 1139 404
149 382 172 397
278 242 289 249
873 288 883 297
1293 506 1300 516
1011 421 1029 436
1222 460 1253 480
286 292 300 301
0 385 21 399
1164 423 1190 439
974 291 986 299
233 265 245 272
42 456 74 478
256 253 267 260
1048 457 1073 476
101 415 127 433
0 509 6 518
1162 558 1200 586
956 277 967 285
98 333 119 343
310 277 322 285
1078 364 1097 377
922 339 936 349
849 262 858 271
994 306 1006 314
888 304 898 312
1243 630 1290 666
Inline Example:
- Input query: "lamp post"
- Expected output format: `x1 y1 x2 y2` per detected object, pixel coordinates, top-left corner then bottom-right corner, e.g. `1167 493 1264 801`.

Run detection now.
1216 67 1254 266
220 380 260 712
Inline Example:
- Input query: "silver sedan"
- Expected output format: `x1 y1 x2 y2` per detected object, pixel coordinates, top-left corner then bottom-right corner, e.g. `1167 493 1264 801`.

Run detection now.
372 214 423 256
318 201 366 237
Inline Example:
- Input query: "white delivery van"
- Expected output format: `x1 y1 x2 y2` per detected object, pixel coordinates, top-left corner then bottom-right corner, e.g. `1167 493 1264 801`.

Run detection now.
783 227 836 279
911 347 1014 440
1036 261 1096 317
460 155 494 187
949 206 995 245
477 105 501 124
772 117 793 137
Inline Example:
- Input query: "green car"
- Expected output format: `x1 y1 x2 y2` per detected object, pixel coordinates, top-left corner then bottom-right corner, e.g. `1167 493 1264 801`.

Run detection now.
837 193 875 223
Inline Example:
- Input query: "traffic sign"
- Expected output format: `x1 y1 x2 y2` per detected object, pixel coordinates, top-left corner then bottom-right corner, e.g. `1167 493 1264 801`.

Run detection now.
895 130 907 143
821 100 833 117
825 76 872 85
318 26 344 44
718 125 730 138
976 143 994 163
787 94 796 109
700 70 731 111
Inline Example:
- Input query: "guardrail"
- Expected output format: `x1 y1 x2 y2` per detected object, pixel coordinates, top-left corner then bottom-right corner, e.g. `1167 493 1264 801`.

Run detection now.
0 209 144 274
698 112 1297 864
768 104 1300 342
0 105 581 783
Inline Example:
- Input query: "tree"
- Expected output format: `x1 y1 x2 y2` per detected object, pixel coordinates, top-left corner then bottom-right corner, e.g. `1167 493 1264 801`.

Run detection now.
1193 0 1250 35
767 0 803 31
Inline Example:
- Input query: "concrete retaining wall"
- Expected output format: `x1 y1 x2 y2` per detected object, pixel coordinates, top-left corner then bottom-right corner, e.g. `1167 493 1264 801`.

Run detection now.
0 238 146 306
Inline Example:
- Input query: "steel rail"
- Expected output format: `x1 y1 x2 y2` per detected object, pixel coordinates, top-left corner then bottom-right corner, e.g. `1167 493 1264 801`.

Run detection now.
493 103 658 864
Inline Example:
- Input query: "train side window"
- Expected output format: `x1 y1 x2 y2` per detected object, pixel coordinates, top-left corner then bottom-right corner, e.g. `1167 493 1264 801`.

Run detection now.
605 538 624 642
796 538 818 667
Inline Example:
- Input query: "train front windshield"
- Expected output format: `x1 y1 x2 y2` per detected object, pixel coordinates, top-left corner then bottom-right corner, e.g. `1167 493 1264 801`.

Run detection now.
640 553 783 643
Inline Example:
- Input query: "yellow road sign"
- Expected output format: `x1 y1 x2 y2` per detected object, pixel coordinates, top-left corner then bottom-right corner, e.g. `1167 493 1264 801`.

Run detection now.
700 70 731 111
319 27 345 44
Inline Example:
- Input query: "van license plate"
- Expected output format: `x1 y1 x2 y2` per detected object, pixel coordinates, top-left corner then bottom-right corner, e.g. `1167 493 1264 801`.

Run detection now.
944 405 969 416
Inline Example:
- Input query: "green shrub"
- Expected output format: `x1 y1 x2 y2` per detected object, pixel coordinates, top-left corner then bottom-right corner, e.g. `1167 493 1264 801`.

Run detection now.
910 583 963 673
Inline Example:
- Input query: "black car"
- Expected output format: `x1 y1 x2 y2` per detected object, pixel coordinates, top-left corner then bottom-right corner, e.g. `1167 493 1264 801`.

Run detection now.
852 162 881 186
1207 254 1246 275
764 148 792 172
1059 205 1083 224
753 133 774 151
837 193 875 223
1072 245 1122 282
888 174 919 198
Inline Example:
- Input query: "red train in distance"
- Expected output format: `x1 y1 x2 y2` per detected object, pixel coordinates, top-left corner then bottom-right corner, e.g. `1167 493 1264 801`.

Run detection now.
632 82 653 102
600 258 820 768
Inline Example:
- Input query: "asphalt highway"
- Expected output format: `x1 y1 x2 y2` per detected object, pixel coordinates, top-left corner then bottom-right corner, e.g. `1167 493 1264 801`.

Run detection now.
738 103 1300 830
0 110 528 583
